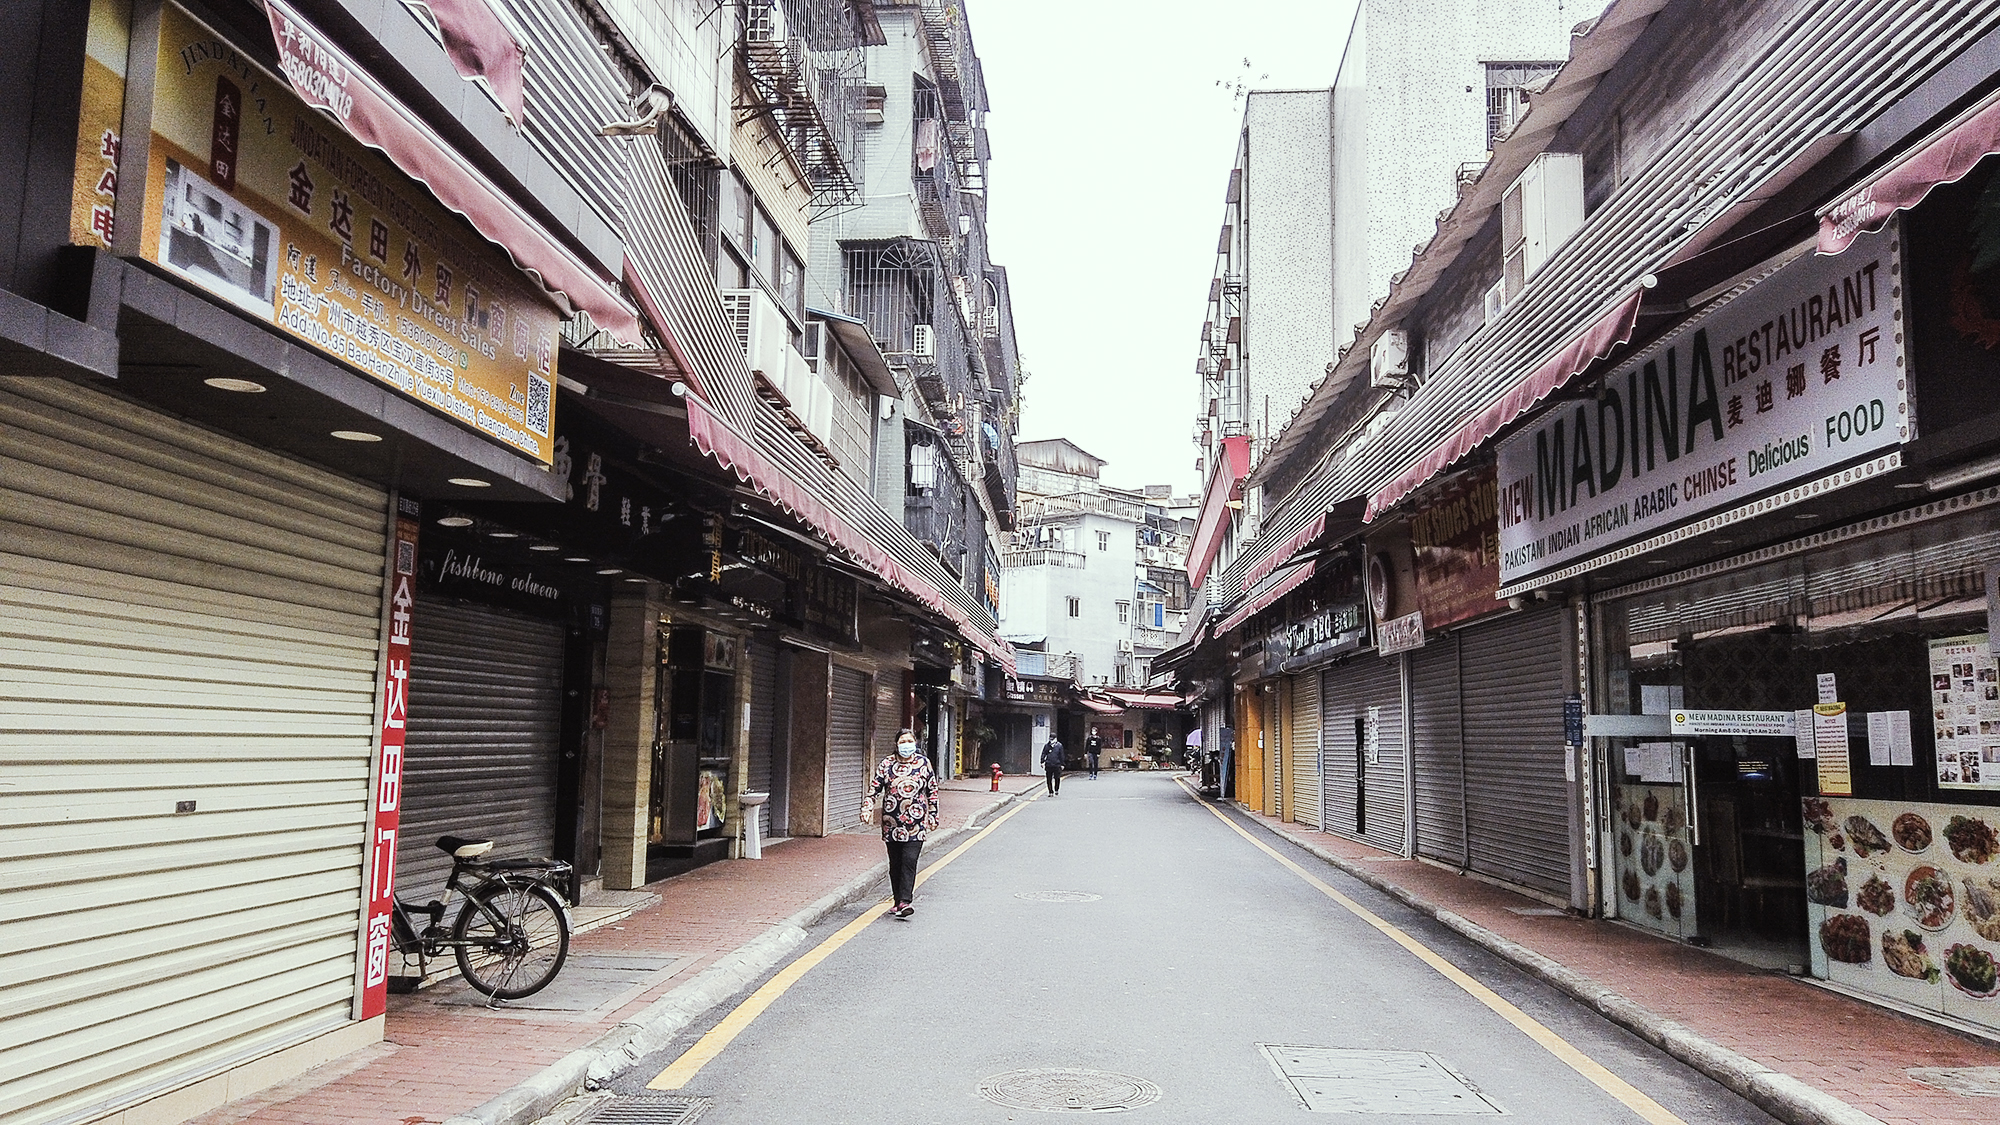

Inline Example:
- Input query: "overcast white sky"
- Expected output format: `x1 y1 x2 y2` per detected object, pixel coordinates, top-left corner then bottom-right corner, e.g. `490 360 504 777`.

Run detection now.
972 1 1362 497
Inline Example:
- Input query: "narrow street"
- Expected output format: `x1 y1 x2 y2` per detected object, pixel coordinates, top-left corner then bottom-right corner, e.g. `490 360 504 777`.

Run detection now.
605 774 1777 1123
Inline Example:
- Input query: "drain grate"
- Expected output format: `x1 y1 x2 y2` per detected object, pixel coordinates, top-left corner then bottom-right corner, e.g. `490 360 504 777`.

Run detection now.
1013 890 1102 903
1504 907 1568 917
1259 1046 1501 1115
1908 1067 2000 1096
977 1068 1161 1112
582 1093 711 1124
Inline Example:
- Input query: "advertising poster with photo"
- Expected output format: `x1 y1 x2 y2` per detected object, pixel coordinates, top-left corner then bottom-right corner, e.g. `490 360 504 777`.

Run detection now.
1930 634 2000 790
123 3 562 463
1611 781 1698 940
1804 797 2000 1031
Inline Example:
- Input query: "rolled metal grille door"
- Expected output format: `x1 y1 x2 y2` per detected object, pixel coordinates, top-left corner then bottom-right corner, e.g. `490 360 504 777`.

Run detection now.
1351 657 1406 855
0 377 386 1125
1458 606 1570 897
398 598 565 898
827 666 869 831
1288 672 1322 828
745 637 777 840
1410 637 1466 867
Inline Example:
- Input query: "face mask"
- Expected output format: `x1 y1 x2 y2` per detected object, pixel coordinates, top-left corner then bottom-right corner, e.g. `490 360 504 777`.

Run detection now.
896 742 917 758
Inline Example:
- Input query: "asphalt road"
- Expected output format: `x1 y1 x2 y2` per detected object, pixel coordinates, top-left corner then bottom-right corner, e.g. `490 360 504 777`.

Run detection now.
609 773 1779 1124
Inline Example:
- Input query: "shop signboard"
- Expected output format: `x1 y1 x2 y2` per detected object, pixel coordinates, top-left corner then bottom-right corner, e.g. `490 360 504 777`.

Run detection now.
1669 709 1795 737
1496 224 1908 585
1410 466 1507 627
1377 610 1425 655
1284 601 1365 665
100 2 564 463
360 496 420 1020
1931 633 2000 790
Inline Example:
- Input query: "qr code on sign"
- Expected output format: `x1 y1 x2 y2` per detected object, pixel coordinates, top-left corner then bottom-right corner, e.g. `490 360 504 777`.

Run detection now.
526 372 551 436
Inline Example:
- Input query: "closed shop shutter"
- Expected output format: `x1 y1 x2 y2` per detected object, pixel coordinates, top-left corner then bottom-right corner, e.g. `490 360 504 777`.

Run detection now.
1 378 386 1125
1266 687 1282 816
1319 656 1403 850
1458 607 1571 897
1288 672 1321 828
1410 638 1466 867
745 637 777 841
1354 659 1407 856
397 598 565 898
876 671 904 771
827 665 869 831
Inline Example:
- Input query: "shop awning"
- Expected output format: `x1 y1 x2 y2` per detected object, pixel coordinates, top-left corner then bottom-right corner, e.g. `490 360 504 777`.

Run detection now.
1366 289 1644 520
1242 496 1366 590
266 0 641 342
1216 558 1317 635
1187 434 1251 588
1104 689 1181 710
1821 86 2000 255
1078 697 1124 715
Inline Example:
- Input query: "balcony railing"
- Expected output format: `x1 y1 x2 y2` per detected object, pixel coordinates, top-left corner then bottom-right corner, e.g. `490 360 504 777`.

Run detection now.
1018 491 1146 523
1001 547 1085 569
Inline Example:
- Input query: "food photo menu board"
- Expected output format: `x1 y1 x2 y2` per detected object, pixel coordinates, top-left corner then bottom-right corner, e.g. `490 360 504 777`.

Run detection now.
1804 797 2000 1031
1932 634 2000 790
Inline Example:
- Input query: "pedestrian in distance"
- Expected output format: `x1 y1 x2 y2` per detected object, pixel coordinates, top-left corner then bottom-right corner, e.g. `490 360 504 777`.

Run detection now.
1041 734 1065 796
860 728 938 918
1085 731 1102 780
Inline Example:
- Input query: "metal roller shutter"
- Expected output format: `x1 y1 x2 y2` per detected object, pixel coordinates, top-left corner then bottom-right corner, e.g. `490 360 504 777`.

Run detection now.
396 599 565 898
1320 666 1358 837
0 378 386 1125
1458 607 1571 897
1265 687 1282 816
827 666 869 831
876 672 904 767
1288 672 1321 828
745 638 777 841
1410 638 1466 867
1353 658 1407 856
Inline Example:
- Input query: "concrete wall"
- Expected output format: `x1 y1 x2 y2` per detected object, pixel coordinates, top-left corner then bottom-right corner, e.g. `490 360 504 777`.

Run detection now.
601 590 660 890
1244 90 1339 448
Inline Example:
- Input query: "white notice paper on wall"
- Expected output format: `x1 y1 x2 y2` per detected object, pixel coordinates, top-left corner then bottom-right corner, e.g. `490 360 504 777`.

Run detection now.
1889 710 1914 766
1641 684 1684 716
1794 709 1818 758
1817 673 1839 704
1867 712 1892 766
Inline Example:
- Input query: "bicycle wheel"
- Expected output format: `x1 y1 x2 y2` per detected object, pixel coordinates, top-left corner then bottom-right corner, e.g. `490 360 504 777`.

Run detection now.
452 881 570 999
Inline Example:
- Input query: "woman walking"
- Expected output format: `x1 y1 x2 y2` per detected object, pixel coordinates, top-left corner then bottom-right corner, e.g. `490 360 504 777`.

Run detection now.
861 728 939 918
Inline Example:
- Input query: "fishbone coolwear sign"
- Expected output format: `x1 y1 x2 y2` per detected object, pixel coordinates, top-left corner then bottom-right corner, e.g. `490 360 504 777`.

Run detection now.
1496 224 1907 585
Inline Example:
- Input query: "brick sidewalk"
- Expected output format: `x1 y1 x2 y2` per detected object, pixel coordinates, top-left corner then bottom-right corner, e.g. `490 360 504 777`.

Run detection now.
186 776 1043 1125
1247 810 2000 1125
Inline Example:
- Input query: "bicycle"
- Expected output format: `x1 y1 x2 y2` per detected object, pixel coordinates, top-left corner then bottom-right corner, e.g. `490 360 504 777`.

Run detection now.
391 835 574 1000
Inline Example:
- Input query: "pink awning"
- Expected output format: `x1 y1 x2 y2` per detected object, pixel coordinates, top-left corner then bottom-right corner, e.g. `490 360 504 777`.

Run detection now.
410 0 526 125
1186 434 1251 588
267 0 641 342
1078 697 1124 715
1243 512 1326 590
1367 289 1643 521
1217 558 1317 635
684 394 1014 674
1821 89 2000 254
1104 689 1181 710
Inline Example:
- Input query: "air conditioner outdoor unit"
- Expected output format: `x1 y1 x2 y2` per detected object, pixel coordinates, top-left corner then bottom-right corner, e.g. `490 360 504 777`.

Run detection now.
1500 152 1584 298
1117 639 1134 654
720 288 791 383
911 323 935 359
1369 327 1409 389
784 344 813 418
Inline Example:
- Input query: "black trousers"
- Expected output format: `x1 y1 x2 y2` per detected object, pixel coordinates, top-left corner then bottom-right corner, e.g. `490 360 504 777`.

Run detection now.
886 839 922 905
1086 754 1099 777
1045 763 1062 794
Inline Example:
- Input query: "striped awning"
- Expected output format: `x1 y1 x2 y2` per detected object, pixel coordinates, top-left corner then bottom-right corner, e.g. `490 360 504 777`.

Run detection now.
1217 558 1317 635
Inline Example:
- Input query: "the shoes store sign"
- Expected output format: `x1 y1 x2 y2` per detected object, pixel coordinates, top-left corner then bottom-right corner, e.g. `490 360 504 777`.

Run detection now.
72 0 564 464
1495 224 1908 585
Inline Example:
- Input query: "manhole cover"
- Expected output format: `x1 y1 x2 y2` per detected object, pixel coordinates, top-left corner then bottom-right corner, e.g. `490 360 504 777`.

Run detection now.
583 1093 711 1124
978 1068 1161 1112
1259 1046 1501 1115
1013 890 1102 902
1908 1067 2000 1096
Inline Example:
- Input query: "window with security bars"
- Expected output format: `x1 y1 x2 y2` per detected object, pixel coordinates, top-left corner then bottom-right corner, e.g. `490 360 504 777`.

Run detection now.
1485 62 1563 147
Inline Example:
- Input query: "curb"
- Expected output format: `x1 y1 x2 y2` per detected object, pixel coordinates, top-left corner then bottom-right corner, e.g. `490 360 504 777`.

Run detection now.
440 787 1030 1125
1233 810 1885 1125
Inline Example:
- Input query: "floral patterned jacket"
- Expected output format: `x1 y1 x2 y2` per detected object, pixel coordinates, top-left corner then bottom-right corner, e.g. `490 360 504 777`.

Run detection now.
868 754 940 842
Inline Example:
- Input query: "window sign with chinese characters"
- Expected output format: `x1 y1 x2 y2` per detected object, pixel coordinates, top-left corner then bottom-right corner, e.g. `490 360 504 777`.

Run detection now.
109 3 564 463
1496 223 1909 585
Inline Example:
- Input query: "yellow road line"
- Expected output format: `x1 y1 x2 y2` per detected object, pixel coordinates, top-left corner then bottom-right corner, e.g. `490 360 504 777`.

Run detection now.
647 792 1043 1090
1176 777 1685 1125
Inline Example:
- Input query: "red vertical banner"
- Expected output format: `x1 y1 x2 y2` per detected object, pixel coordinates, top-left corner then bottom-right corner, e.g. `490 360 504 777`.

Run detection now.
360 496 420 1020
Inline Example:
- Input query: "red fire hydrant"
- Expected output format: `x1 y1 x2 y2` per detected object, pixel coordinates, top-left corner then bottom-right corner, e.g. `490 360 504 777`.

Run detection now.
990 762 1003 791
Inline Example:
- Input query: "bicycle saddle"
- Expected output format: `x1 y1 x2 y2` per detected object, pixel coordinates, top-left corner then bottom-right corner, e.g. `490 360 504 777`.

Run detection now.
436 835 494 858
